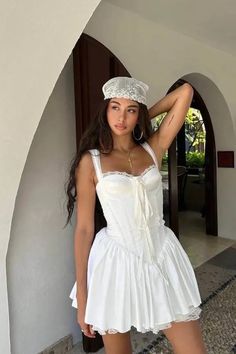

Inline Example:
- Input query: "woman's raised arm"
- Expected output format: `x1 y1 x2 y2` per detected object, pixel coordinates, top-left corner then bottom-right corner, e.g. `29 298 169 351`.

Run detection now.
148 83 194 156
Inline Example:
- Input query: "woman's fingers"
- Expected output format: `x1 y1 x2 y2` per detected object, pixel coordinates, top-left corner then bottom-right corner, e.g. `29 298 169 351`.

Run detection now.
77 308 96 338
89 324 96 336
81 323 96 338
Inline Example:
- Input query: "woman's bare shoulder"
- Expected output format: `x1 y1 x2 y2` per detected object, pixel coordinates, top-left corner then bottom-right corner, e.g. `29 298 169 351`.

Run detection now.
75 151 95 182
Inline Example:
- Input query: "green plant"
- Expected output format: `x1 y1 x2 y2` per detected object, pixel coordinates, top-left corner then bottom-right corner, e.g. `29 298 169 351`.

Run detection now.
186 151 205 168
185 108 206 153
162 154 168 164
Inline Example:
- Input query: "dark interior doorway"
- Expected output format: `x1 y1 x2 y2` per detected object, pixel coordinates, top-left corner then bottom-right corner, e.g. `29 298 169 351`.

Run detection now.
167 79 218 237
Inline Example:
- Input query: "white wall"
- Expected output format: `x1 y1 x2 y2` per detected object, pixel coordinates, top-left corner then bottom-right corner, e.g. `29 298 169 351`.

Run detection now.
0 1 101 353
7 55 79 354
85 0 236 240
182 73 236 239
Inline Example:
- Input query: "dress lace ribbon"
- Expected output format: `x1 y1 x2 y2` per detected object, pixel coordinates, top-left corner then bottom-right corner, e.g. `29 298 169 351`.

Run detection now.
133 177 169 286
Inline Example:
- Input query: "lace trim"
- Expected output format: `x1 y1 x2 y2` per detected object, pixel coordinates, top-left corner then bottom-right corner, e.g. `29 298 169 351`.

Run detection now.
90 306 202 335
102 164 156 179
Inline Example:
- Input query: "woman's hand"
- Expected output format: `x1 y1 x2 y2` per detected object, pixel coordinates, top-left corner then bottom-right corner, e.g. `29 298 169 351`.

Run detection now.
77 291 96 338
77 307 96 338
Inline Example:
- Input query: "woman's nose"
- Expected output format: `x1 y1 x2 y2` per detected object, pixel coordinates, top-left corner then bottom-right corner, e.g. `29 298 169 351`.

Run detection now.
118 110 126 121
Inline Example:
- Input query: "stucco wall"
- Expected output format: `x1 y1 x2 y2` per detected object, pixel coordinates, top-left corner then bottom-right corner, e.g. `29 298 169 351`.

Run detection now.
7 55 79 354
1 1 101 353
85 0 236 240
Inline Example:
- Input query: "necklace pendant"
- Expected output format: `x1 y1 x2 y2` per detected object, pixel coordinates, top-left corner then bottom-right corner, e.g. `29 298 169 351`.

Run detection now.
128 151 133 169
128 157 132 169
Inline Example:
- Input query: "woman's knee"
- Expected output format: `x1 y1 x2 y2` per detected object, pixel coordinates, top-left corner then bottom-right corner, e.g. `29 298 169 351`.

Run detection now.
162 319 207 354
102 330 132 354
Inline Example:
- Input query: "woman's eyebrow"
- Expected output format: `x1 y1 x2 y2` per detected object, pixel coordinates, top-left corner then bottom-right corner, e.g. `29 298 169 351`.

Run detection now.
110 100 121 105
110 100 139 108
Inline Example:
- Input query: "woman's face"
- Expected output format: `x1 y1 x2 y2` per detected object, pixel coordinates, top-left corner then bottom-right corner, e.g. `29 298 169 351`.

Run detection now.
106 97 139 136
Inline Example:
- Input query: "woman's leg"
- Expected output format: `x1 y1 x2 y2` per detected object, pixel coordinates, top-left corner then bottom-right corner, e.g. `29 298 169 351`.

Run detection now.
101 330 132 354
162 319 207 354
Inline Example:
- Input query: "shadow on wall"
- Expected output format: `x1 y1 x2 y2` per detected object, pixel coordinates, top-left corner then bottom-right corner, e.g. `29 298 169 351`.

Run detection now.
6 55 80 354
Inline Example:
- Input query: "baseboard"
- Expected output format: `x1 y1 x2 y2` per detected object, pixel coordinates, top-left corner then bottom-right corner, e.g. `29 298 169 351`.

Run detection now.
38 334 73 354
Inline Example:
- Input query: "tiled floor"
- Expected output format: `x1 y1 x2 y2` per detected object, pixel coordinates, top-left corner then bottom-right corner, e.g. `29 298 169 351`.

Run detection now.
179 210 235 268
69 210 236 354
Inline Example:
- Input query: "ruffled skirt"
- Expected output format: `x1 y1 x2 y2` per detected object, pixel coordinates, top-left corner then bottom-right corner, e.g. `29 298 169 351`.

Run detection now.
69 225 202 335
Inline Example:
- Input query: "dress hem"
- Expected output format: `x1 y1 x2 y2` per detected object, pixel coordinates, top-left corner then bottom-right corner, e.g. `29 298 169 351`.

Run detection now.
89 305 202 336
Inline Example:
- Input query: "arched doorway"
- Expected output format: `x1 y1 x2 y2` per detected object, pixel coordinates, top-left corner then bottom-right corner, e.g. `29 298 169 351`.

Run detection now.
167 78 217 237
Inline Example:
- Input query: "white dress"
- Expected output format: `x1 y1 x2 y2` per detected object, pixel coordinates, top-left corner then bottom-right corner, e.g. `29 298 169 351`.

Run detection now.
69 142 202 335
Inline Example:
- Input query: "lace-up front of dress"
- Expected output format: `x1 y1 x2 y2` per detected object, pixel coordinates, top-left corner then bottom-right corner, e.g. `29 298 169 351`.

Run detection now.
69 142 202 335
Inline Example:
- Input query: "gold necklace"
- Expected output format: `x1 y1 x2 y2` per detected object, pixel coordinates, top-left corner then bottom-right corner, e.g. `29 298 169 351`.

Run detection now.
127 150 133 169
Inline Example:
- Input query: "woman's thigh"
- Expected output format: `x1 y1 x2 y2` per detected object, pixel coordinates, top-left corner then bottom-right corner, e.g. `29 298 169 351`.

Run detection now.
162 319 207 354
101 330 132 354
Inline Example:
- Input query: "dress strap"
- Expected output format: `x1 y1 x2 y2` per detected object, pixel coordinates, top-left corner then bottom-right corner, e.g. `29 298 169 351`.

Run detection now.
141 142 159 169
88 149 103 181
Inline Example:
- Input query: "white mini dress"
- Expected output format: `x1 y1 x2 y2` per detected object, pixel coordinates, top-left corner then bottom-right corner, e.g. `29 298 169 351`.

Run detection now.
69 142 202 335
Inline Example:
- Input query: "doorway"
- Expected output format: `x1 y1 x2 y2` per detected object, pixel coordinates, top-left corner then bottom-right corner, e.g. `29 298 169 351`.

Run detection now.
166 79 218 237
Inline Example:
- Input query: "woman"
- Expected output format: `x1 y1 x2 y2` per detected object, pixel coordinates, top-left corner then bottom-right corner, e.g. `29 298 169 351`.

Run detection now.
65 77 207 354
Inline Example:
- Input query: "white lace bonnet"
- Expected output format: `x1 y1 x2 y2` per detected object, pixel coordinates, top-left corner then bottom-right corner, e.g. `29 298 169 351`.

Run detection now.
102 76 149 105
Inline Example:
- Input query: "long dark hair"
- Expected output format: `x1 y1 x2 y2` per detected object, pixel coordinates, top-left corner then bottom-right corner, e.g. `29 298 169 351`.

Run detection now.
64 98 152 227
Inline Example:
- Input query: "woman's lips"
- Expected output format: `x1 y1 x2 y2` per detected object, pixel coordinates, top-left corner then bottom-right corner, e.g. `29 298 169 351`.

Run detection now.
115 125 126 130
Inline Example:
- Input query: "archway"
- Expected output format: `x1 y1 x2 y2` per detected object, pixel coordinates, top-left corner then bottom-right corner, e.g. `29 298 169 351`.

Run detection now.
167 77 217 237
6 32 131 354
166 73 233 239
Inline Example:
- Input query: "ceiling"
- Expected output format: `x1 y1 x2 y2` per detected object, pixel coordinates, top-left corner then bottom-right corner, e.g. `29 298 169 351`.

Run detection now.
105 0 236 57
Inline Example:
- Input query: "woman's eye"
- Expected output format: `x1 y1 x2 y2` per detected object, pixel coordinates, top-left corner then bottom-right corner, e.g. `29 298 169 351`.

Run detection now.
128 109 137 113
112 106 119 110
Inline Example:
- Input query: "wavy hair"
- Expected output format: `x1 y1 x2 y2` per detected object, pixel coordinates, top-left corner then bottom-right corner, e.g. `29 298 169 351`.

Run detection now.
64 98 152 227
